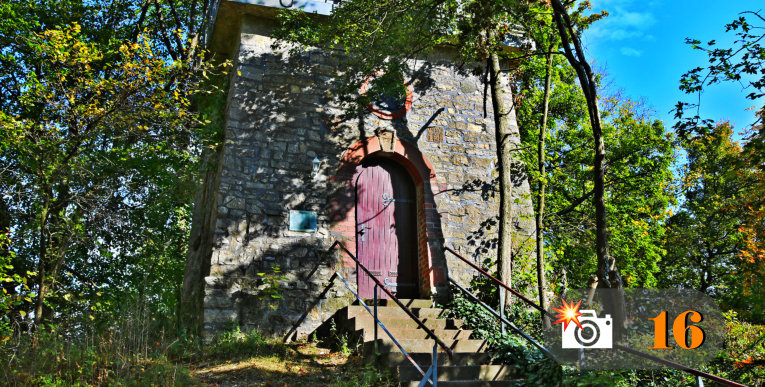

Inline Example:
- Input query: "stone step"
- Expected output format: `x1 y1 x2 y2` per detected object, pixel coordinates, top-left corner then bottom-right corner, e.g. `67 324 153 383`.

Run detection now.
358 327 473 341
319 300 524 387
364 338 490 354
378 352 492 368
398 364 520 382
347 305 449 320
357 299 435 309
400 380 524 387
350 315 466 331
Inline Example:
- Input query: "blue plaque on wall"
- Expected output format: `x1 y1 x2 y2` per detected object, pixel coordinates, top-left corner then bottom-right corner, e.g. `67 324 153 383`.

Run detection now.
289 210 317 232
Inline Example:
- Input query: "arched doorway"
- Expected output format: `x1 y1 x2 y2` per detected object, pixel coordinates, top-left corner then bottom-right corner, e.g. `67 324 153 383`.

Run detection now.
355 157 419 299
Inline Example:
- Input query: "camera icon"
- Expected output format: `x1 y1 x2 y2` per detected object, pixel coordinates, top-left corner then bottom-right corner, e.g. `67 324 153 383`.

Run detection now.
561 310 613 349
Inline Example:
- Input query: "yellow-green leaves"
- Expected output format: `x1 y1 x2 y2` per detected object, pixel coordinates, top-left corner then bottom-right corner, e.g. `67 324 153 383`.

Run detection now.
0 4 228 327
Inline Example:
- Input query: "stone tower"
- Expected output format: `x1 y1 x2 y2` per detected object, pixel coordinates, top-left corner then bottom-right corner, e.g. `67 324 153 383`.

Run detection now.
190 0 537 340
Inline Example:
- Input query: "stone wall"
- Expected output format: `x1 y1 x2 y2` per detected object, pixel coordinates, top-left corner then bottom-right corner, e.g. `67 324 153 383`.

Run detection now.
200 13 536 340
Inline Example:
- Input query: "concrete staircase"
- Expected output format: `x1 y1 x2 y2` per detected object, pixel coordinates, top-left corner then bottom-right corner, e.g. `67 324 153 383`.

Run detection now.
333 299 522 386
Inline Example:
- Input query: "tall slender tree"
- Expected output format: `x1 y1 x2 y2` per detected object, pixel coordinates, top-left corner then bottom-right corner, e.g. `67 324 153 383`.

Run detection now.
535 46 554 328
547 0 624 319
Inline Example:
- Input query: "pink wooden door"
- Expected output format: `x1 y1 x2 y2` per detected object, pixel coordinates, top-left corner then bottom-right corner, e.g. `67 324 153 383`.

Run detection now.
355 158 419 299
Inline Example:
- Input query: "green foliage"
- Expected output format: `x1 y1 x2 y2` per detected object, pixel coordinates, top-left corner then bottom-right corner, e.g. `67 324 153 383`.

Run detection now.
563 311 765 386
205 325 289 360
0 0 227 331
723 310 765 370
447 294 562 384
359 69 409 109
659 123 757 318
274 0 459 109
0 234 32 337
447 294 501 338
562 368 679 387
675 10 764 139
329 362 396 387
671 9 765 325
272 0 593 109
257 265 288 310
0 318 196 386
515 53 677 290
449 290 763 385
321 318 360 356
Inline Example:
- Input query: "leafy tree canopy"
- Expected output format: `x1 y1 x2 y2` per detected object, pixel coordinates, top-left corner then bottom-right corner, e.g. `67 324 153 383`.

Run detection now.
0 0 225 331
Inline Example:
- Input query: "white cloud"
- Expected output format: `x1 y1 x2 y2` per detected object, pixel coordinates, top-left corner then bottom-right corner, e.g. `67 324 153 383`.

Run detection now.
585 1 658 44
620 47 643 57
608 29 645 40
591 0 633 6
618 10 657 28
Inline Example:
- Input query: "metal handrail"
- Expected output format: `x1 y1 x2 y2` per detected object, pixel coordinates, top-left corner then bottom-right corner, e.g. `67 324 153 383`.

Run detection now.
331 269 431 383
445 247 545 314
330 240 454 360
448 275 559 363
613 345 745 387
444 246 746 387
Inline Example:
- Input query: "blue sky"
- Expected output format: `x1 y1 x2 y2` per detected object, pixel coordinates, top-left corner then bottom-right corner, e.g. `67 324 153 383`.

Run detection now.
583 0 764 135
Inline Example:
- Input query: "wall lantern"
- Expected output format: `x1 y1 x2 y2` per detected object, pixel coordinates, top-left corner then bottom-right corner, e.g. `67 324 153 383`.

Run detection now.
312 157 321 175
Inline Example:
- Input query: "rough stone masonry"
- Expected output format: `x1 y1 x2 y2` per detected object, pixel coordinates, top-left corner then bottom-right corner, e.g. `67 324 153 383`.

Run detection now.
190 1 537 340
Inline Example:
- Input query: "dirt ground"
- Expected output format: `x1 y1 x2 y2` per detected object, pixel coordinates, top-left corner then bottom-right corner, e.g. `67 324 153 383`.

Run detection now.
191 342 394 387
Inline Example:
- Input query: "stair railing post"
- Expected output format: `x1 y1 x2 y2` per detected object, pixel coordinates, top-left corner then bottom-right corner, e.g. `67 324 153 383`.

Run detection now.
432 342 437 387
374 283 379 361
499 287 506 335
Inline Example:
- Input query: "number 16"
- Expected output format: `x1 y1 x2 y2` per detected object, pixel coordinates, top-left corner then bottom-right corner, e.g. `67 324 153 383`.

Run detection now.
649 310 705 349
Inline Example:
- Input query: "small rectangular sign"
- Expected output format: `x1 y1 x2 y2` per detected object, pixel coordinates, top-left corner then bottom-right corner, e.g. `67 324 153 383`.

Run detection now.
239 0 334 15
289 210 317 232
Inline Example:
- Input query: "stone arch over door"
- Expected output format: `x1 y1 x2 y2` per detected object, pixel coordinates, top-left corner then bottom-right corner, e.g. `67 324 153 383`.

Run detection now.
329 136 445 298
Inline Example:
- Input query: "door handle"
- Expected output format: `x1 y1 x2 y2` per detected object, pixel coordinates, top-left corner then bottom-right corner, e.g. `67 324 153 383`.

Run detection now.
358 224 371 242
382 192 411 205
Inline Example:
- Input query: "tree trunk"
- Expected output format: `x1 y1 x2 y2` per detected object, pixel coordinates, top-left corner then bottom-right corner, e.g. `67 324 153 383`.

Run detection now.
0 197 14 304
489 50 515 306
536 49 553 329
180 146 224 335
0 196 8 233
34 205 49 327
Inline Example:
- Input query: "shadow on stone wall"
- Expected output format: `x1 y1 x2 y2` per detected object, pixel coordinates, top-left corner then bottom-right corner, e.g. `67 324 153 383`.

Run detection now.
444 158 532 254
206 44 468 339
438 159 537 297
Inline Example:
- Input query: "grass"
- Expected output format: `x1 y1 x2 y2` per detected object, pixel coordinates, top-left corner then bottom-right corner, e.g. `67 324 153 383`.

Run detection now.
0 326 395 386
193 337 393 386
1 326 198 386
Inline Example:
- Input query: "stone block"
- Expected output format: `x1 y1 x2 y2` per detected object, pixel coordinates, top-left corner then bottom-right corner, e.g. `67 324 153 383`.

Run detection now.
228 197 245 210
452 155 469 166
460 80 477 94
205 308 238 324
426 127 444 143
470 157 492 168
204 294 233 309
467 123 484 133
